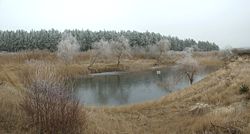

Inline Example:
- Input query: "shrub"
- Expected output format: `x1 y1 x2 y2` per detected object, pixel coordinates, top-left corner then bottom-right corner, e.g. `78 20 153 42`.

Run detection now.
20 63 86 134
239 84 249 94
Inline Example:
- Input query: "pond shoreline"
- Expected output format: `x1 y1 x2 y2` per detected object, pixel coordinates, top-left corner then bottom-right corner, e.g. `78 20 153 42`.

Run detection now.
74 65 219 106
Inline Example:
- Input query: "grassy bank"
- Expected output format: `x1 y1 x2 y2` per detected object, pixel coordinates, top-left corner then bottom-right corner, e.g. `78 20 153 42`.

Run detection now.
84 55 250 133
0 50 234 133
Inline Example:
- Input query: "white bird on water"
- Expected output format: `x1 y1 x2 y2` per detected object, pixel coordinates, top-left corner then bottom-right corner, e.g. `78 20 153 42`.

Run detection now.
156 70 161 75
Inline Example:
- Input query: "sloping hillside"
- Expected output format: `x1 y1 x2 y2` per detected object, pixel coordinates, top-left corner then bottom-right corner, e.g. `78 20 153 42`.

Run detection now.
85 55 250 134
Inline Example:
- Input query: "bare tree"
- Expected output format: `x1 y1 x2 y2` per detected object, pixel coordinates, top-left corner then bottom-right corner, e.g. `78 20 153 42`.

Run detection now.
178 48 199 85
110 36 130 67
57 32 80 63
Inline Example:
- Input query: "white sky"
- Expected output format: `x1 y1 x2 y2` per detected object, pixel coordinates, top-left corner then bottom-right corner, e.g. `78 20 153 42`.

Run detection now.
0 0 250 48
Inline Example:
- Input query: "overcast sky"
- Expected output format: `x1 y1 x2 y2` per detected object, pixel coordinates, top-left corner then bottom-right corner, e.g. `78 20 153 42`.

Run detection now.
0 0 249 48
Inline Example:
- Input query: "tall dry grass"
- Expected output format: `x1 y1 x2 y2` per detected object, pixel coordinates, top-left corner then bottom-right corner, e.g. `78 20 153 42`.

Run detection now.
0 59 88 133
0 50 57 64
0 85 23 133
20 62 86 134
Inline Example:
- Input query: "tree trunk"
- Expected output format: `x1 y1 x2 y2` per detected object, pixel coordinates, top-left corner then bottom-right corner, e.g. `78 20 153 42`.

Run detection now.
157 51 163 64
186 72 194 85
117 53 122 67
117 57 120 67
88 55 97 68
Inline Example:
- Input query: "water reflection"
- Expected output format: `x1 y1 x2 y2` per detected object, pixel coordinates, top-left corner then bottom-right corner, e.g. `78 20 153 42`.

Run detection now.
74 66 217 106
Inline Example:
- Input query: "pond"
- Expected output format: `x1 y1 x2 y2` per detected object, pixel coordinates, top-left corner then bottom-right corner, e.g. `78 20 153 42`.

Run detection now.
74 66 218 106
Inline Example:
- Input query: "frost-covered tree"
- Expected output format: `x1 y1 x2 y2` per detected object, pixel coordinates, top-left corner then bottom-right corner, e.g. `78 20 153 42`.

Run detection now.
0 29 219 52
110 36 130 67
178 47 199 85
155 39 171 64
89 39 110 67
146 39 171 64
130 45 147 58
222 45 233 60
57 32 80 63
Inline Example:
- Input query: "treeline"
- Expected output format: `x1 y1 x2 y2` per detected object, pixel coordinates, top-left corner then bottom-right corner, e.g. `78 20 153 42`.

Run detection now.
0 29 219 52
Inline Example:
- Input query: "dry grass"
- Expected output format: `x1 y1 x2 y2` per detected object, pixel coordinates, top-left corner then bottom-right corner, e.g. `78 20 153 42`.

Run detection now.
82 55 250 134
20 63 86 134
1 50 240 134
193 51 225 67
0 60 88 133
0 50 57 64
0 85 23 133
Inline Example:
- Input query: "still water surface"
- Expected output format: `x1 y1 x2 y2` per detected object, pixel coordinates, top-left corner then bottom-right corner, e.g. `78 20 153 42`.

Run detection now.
74 66 217 106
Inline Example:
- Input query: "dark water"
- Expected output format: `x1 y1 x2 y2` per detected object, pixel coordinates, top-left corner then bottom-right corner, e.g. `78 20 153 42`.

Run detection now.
74 66 217 106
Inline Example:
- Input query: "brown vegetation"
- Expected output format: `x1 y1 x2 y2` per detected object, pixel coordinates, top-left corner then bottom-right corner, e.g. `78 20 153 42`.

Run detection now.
20 63 85 134
1 50 239 134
